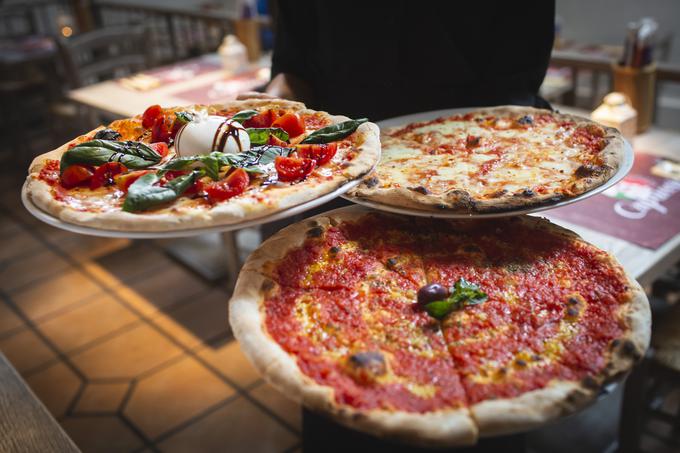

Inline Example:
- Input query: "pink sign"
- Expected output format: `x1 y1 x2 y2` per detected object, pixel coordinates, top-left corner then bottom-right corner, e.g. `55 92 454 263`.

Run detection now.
549 153 680 250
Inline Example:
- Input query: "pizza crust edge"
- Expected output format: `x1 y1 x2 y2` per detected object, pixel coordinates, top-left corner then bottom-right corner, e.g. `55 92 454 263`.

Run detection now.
349 106 626 214
24 100 381 232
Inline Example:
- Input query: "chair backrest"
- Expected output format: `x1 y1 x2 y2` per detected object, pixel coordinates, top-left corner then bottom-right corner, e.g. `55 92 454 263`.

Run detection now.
0 5 37 39
58 25 149 89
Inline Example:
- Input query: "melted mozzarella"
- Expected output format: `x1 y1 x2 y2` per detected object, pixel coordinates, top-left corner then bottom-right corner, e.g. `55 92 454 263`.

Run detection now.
174 116 250 156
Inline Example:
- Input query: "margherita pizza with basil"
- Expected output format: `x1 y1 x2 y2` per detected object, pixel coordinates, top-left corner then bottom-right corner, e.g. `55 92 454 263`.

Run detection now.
229 206 650 446
348 106 625 214
25 99 379 231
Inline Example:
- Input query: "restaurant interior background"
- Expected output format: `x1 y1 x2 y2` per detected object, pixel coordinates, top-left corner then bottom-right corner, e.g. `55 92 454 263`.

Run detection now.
1 0 679 452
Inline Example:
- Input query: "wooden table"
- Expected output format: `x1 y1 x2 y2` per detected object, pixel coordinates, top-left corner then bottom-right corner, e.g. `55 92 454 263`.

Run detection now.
0 353 79 453
67 53 271 117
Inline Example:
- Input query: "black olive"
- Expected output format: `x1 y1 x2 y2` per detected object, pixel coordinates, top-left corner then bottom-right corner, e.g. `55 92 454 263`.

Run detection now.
417 283 449 306
517 115 534 125
94 128 122 140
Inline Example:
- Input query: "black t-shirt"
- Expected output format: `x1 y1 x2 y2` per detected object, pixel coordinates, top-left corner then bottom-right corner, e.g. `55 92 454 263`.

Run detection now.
271 1 555 121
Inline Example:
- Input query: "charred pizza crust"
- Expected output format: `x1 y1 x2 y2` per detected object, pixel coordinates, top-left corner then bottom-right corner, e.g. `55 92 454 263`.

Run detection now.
349 106 625 214
229 206 650 445
24 99 380 232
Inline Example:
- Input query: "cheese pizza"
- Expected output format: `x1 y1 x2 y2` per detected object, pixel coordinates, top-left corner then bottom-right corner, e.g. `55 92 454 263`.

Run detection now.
229 206 650 446
349 106 625 213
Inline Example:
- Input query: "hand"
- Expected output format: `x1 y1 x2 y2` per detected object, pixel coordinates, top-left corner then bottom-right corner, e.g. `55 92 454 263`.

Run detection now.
237 73 313 104
236 91 277 100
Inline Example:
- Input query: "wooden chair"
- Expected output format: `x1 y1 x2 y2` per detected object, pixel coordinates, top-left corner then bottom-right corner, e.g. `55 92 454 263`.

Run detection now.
618 300 680 452
53 25 150 133
57 25 150 89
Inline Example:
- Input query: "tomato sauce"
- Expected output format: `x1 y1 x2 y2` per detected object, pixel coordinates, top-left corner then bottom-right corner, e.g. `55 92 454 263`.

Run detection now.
263 213 630 411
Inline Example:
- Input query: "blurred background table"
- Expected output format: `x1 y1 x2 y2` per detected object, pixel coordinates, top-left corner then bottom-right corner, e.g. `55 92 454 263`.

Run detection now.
67 53 271 118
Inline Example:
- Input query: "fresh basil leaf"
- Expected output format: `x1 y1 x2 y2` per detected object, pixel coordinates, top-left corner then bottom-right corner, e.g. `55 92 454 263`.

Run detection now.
122 170 199 212
423 278 487 320
231 109 259 123
61 140 161 173
453 278 488 305
162 153 221 180
80 140 160 161
246 127 289 146
93 128 121 140
221 145 293 173
175 111 195 124
424 300 455 320
300 118 368 144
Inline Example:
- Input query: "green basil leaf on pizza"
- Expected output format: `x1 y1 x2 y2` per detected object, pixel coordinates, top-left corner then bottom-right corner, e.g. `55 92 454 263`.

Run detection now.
246 127 290 146
122 170 200 212
230 109 259 123
300 118 368 144
422 278 488 319
61 140 161 173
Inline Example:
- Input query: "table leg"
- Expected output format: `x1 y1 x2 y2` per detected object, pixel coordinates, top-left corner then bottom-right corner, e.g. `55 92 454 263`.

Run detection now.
160 231 241 285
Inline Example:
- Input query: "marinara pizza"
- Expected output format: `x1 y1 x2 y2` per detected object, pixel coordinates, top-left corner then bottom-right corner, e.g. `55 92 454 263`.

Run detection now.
25 99 379 231
348 106 626 214
229 206 650 446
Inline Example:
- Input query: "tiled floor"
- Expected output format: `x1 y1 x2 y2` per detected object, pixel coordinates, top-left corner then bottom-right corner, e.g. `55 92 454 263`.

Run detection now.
0 160 300 452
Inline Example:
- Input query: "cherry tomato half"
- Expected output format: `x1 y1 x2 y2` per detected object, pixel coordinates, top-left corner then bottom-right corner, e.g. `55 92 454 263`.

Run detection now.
114 170 151 192
243 109 279 128
275 156 316 182
90 162 127 189
272 112 305 138
61 165 94 189
268 134 289 147
142 104 163 128
296 142 337 166
149 142 169 157
151 116 171 143
204 168 250 202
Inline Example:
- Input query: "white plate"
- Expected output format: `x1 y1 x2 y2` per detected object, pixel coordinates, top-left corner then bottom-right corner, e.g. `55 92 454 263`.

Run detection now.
343 107 634 219
21 177 364 239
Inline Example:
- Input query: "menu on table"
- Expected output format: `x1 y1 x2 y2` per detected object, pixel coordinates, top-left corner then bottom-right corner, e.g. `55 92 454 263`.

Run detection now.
548 152 680 250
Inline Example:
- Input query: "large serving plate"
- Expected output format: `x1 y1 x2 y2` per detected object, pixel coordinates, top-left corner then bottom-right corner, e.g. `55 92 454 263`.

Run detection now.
343 107 634 219
21 177 364 239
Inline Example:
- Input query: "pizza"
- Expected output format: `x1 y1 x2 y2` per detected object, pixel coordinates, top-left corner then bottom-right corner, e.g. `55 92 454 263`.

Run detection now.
229 206 650 446
348 106 626 213
24 99 379 231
